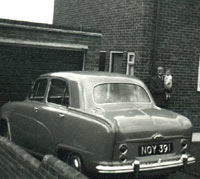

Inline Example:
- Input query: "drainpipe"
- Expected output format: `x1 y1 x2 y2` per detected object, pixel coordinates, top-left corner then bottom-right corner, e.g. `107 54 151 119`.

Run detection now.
152 0 160 76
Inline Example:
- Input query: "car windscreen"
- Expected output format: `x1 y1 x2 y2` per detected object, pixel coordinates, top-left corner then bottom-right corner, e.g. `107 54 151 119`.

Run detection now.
93 83 151 104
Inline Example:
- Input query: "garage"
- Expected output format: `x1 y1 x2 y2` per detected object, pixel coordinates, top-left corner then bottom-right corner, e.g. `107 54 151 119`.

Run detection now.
0 20 102 106
0 44 85 105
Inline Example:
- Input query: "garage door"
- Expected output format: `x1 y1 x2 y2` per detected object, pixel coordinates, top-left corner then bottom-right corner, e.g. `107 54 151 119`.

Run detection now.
0 44 84 105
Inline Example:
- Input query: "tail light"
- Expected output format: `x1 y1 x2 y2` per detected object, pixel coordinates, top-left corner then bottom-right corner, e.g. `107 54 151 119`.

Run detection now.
119 154 127 162
119 144 128 154
119 144 128 162
180 139 188 154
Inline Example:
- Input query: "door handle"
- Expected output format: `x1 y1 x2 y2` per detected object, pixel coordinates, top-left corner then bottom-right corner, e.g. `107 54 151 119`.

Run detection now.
58 113 65 118
34 107 39 112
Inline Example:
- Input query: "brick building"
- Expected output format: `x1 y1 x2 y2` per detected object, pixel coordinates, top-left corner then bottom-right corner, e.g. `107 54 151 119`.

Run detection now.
54 0 200 129
0 19 102 106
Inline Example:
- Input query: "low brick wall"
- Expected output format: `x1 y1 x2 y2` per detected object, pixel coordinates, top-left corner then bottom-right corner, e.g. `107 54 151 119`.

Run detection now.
0 137 88 179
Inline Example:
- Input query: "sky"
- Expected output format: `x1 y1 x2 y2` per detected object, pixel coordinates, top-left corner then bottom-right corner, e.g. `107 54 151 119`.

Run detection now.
0 0 54 24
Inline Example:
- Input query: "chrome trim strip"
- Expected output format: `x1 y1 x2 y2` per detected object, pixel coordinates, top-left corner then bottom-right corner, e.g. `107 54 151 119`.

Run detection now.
119 135 189 143
96 155 195 174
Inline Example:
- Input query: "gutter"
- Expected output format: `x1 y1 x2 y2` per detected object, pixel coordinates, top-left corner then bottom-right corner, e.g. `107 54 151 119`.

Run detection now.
0 37 88 50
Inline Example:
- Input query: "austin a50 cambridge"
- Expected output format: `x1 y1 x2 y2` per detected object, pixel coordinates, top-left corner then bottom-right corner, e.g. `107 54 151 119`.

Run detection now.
0 71 195 177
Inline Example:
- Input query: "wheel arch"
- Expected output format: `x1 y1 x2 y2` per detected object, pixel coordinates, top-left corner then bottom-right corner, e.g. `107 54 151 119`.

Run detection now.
56 144 84 160
56 144 86 171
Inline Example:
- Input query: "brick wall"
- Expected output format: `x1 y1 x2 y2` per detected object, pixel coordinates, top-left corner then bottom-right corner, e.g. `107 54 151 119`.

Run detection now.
54 0 157 83
54 0 200 129
155 0 200 128
0 136 88 179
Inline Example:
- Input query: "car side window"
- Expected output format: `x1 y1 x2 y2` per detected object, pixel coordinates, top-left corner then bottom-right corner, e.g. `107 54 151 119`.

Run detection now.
29 79 47 102
47 79 70 107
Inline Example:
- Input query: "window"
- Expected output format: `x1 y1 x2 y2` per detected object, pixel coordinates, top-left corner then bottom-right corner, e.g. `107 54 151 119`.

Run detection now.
29 79 47 101
109 52 123 73
94 83 151 104
126 52 135 76
47 79 69 106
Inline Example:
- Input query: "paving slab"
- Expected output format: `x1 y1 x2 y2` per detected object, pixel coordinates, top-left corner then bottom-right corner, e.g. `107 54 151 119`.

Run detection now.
186 133 200 177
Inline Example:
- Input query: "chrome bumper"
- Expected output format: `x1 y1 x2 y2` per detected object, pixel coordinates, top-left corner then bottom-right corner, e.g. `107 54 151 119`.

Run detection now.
96 154 196 174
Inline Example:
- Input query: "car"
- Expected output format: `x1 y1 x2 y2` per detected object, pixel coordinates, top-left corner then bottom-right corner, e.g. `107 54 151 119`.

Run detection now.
0 71 195 177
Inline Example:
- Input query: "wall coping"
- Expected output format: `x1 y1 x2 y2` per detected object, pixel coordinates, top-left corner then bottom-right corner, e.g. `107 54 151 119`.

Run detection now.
0 22 102 37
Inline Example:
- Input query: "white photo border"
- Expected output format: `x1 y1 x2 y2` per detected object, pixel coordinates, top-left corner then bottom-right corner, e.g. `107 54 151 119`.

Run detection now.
197 56 200 91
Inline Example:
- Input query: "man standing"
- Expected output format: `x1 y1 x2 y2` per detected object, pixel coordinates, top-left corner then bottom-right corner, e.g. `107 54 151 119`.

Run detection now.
150 66 166 108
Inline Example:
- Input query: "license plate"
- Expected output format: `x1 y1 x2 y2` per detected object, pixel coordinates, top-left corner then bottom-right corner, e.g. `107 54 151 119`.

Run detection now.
139 143 173 156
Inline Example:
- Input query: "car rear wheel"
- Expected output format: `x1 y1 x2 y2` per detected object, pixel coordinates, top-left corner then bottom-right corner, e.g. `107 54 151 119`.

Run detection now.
67 153 83 172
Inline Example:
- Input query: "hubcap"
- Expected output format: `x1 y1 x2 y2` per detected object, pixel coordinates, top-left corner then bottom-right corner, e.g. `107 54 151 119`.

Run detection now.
67 154 82 172
74 159 79 168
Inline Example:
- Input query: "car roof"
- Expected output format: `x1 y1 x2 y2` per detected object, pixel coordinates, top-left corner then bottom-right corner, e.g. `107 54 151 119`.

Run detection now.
40 71 144 86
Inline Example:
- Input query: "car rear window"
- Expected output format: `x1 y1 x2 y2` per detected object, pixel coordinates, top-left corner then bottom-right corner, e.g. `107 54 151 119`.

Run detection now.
93 83 151 104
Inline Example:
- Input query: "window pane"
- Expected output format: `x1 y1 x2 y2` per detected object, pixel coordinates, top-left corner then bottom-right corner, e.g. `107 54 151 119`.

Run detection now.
111 53 123 73
48 79 69 106
94 83 150 104
29 79 47 101
128 54 135 63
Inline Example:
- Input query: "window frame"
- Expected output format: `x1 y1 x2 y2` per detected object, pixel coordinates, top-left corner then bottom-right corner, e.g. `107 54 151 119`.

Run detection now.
28 78 48 102
47 78 71 107
126 52 135 76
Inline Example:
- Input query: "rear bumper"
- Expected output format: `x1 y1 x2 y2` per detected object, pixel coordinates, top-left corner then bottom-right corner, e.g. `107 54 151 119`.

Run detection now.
96 154 195 174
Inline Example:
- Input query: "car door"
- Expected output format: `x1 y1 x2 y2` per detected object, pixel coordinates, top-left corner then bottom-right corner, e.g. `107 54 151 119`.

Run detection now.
34 78 70 155
10 78 48 151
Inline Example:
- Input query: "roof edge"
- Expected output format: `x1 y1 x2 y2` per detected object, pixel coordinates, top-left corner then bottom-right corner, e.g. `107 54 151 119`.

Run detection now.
0 19 102 37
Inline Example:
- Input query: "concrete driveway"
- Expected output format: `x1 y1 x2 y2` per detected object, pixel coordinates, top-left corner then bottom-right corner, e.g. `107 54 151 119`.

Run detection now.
185 132 200 177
